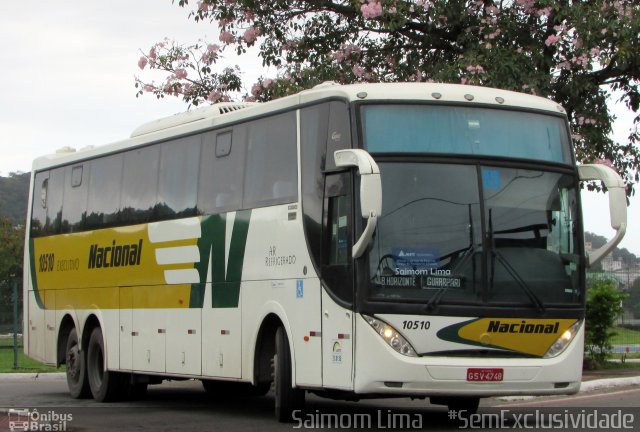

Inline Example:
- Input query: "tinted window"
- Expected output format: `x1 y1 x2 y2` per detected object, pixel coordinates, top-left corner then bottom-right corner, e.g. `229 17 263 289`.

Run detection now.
369 163 483 303
483 168 580 304
30 172 49 237
199 128 244 214
45 168 65 235
243 111 297 207
300 103 330 268
121 146 160 224
362 105 572 164
326 102 352 170
86 154 123 229
158 136 200 218
62 164 88 232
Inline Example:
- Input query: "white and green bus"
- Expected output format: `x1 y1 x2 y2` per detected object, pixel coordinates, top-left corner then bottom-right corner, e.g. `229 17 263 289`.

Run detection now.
24 82 627 421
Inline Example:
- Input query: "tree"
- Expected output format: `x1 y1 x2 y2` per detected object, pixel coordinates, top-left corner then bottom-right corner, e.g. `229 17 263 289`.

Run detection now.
0 172 30 224
135 0 640 193
585 279 626 365
0 217 24 323
0 217 23 285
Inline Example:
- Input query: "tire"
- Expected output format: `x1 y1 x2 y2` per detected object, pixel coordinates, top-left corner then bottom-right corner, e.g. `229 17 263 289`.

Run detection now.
65 328 91 399
274 326 304 422
86 327 126 402
447 397 480 414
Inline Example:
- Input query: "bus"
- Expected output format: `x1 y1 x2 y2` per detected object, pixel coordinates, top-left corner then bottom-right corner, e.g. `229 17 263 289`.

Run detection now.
24 82 627 421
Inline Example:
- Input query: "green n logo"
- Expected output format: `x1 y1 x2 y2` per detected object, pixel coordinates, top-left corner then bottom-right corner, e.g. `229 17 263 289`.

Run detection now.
190 210 251 308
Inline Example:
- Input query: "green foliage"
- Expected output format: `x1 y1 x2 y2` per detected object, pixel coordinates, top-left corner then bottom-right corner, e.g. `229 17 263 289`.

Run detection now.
0 217 24 284
0 172 29 224
585 279 627 364
137 0 640 193
0 217 24 316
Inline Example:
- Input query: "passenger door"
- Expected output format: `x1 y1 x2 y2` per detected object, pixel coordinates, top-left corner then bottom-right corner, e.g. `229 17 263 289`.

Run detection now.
321 173 354 389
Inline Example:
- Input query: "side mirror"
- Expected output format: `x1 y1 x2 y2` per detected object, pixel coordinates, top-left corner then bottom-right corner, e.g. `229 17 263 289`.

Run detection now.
334 149 382 259
578 164 627 267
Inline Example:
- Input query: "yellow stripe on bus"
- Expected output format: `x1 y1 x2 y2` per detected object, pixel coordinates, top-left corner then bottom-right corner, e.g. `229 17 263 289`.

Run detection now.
32 221 200 310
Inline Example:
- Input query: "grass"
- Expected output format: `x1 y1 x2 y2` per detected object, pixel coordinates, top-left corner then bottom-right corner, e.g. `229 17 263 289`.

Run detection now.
611 326 640 345
0 337 64 373
597 360 640 370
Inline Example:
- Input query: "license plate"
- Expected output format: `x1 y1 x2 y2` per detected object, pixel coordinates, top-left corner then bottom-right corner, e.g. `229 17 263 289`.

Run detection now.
466 368 504 382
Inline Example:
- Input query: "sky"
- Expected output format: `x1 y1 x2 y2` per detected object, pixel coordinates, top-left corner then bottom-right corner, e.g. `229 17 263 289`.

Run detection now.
0 1 638 256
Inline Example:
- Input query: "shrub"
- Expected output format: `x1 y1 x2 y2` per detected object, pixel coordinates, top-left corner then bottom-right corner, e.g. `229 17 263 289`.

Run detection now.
585 279 627 365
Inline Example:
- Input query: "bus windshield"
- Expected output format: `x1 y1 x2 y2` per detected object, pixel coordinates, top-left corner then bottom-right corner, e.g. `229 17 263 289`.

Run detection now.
366 161 582 309
362 104 572 164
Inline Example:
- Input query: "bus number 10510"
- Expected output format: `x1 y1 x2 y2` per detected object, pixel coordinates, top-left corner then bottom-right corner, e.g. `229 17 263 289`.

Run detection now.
402 320 431 330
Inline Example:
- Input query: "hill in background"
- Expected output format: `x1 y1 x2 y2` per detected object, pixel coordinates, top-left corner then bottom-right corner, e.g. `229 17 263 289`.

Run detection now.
0 172 29 224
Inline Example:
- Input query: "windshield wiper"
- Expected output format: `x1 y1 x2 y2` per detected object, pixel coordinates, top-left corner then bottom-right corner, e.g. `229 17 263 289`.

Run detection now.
425 204 477 311
488 209 546 313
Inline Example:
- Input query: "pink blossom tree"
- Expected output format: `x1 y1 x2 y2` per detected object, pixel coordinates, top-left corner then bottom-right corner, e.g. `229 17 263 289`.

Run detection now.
135 0 640 192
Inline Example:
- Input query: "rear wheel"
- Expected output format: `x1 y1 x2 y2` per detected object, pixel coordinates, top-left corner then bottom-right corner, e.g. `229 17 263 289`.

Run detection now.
65 328 91 399
86 327 126 402
274 326 304 422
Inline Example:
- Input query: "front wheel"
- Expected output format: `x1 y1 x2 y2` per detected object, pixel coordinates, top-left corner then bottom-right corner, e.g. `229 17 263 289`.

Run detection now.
274 326 304 422
65 328 91 399
86 327 126 402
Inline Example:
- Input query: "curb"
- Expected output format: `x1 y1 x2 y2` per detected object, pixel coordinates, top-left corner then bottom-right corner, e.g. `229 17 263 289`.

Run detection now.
580 375 640 392
0 373 66 381
497 375 640 402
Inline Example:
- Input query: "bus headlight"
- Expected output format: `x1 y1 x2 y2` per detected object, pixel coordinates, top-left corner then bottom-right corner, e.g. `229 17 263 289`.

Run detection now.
363 315 417 357
543 320 582 358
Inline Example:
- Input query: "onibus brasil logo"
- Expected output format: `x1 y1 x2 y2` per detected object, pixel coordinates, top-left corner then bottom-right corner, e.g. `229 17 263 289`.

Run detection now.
7 408 72 431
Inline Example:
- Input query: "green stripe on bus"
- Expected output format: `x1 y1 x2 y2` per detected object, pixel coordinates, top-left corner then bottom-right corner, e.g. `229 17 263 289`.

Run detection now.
29 238 46 309
190 210 251 308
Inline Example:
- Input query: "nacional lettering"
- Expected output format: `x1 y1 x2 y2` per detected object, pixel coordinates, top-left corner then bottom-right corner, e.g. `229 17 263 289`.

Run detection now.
88 240 143 269
487 320 560 335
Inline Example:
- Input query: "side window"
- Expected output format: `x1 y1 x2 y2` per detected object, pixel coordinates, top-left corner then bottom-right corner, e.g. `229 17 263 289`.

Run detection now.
199 128 244 214
30 172 49 237
328 195 350 265
300 103 331 269
62 164 88 232
243 111 297 208
322 173 353 303
44 168 65 235
86 154 123 229
121 146 159 224
158 135 201 218
325 101 352 170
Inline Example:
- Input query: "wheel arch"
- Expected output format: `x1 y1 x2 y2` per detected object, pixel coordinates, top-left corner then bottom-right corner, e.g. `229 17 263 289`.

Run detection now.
80 313 106 368
252 313 282 385
56 312 78 366
251 306 296 386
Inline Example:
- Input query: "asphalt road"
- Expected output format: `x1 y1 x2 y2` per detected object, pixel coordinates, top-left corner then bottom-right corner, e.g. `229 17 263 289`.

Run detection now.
1 376 639 431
